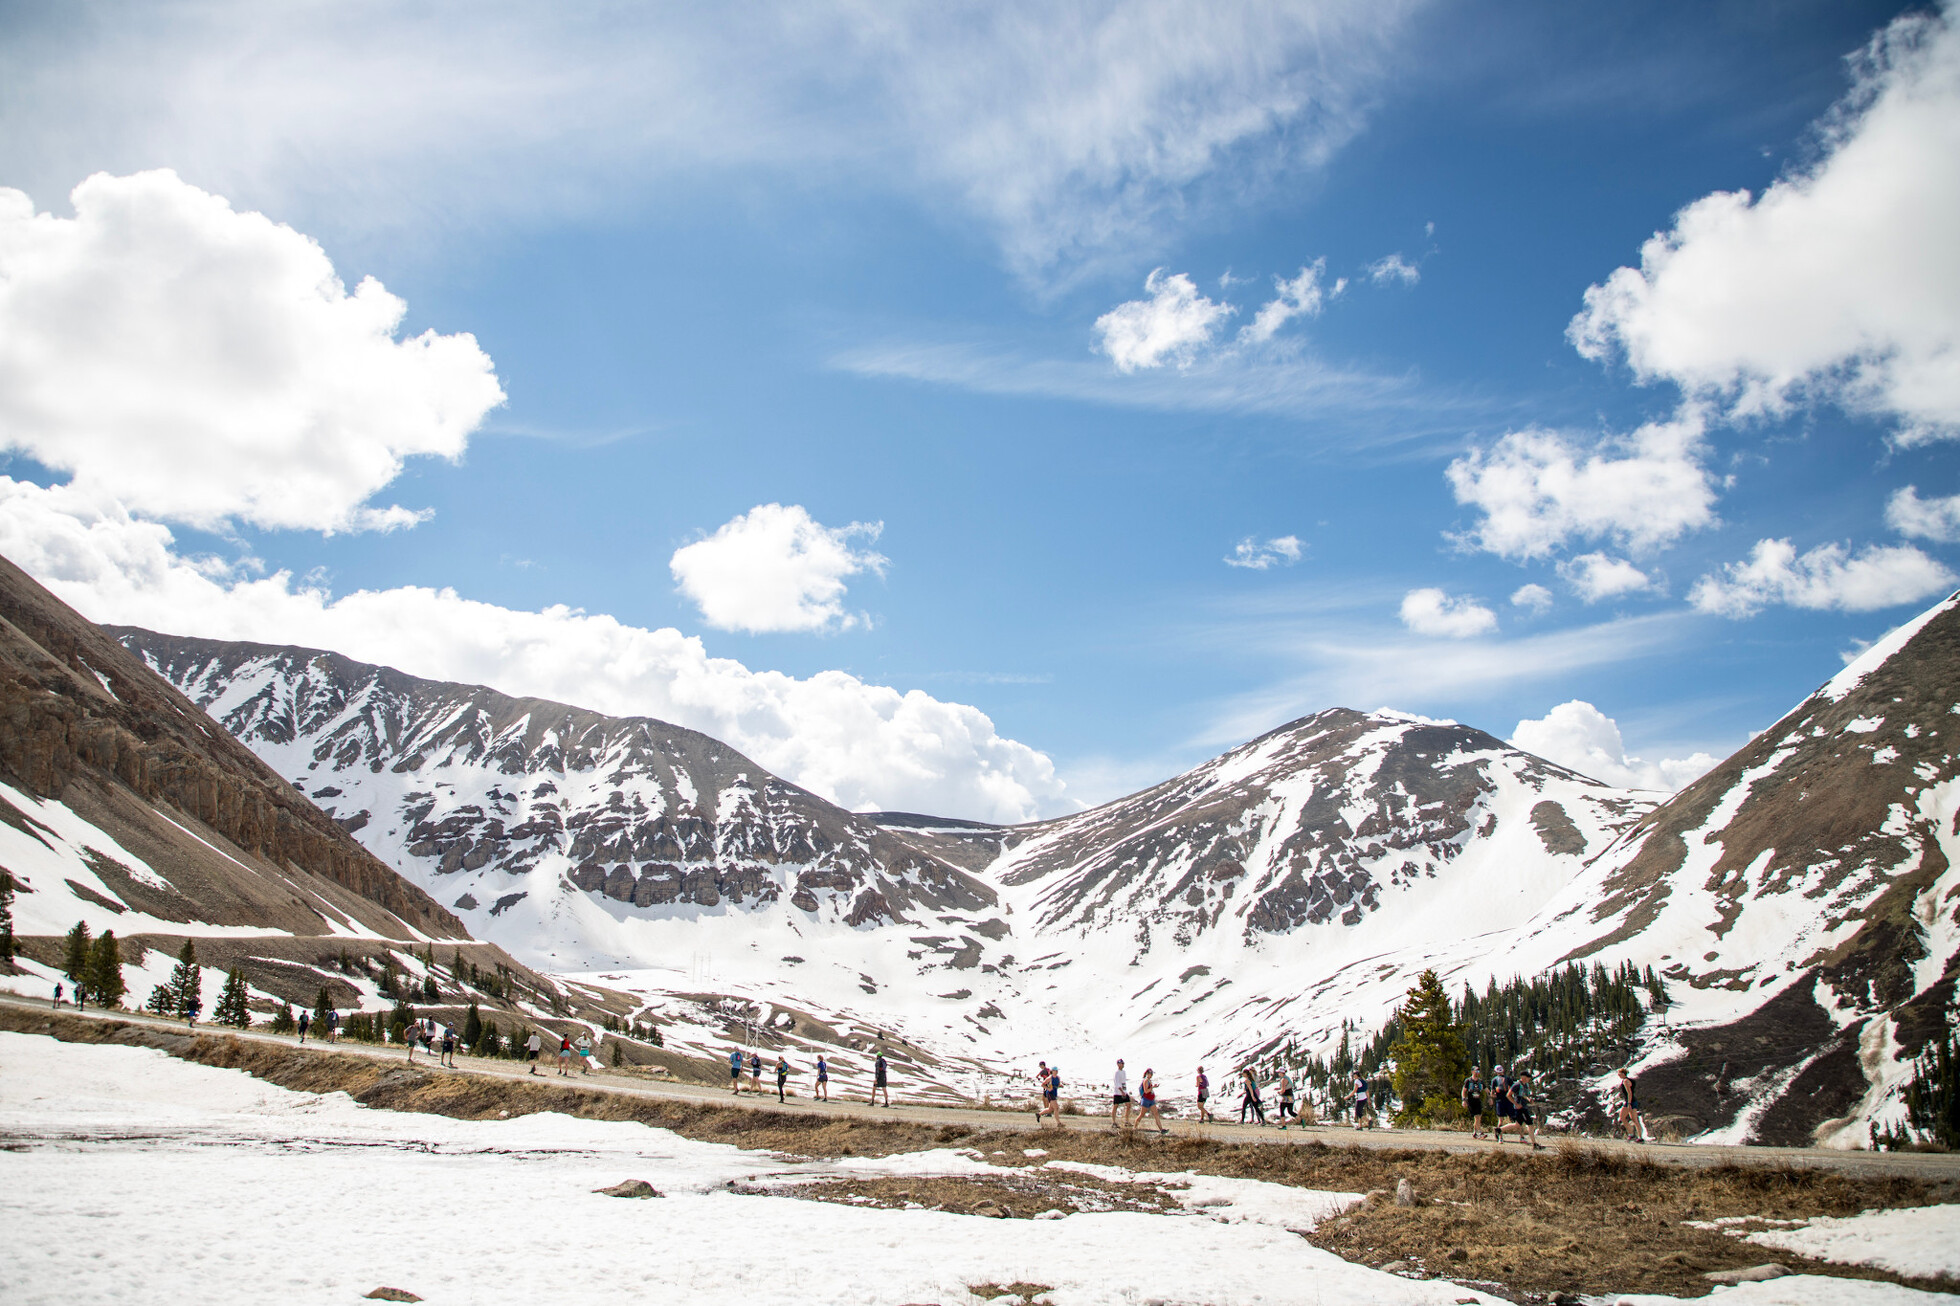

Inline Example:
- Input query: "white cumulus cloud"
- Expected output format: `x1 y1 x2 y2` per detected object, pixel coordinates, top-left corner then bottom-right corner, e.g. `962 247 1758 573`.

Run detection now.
670 503 887 635
0 479 1063 822
1224 535 1304 569
1399 587 1497 638
1094 269 1233 371
1445 410 1716 561
0 171 504 534
1239 261 1328 344
1558 553 1655 603
1885 485 1960 542
1366 252 1419 286
1568 6 1960 442
1510 583 1554 613
1511 700 1716 792
1689 537 1958 618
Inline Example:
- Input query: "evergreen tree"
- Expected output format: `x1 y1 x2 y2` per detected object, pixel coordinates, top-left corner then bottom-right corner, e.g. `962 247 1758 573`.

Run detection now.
421 973 439 1004
167 939 199 1016
612 1041 624 1068
63 920 92 983
1903 1030 1959 1149
0 868 14 964
146 983 174 1015
269 1001 295 1033
313 985 335 1028
214 968 251 1027
85 931 125 1008
1388 969 1469 1126
462 1001 483 1051
477 1017 500 1057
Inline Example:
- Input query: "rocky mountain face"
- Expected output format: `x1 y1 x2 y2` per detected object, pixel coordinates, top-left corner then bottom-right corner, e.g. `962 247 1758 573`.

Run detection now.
115 629 1007 954
1510 593 1960 1146
0 556 467 943
993 709 1652 949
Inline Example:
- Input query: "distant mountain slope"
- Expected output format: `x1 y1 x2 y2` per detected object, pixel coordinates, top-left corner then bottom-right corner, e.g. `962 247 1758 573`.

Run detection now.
115 630 1010 967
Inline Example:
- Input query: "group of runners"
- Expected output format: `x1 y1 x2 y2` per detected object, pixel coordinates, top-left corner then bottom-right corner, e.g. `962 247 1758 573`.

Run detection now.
727 1047 871 1104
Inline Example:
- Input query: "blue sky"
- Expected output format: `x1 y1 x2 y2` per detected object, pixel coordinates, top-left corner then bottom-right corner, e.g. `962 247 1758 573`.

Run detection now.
3 0 1958 819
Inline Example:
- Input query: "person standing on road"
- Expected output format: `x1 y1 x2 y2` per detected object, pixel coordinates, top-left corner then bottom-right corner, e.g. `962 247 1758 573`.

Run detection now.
871 1051 891 1107
298 1009 310 1045
775 1054 789 1102
1239 1068 1266 1125
525 1029 543 1075
814 1054 830 1101
1111 1058 1132 1129
1489 1064 1511 1142
1136 1068 1165 1134
1463 1066 1487 1139
1615 1068 1645 1142
1195 1066 1211 1123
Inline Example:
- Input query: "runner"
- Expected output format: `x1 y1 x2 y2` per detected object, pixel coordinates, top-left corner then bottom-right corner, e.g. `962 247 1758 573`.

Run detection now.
1239 1068 1266 1125
749 1051 763 1095
575 1031 593 1074
730 1046 744 1093
1351 1073 1374 1128
405 1018 419 1063
558 1035 574 1076
871 1051 890 1107
814 1054 830 1101
1463 1065 1487 1138
1135 1068 1165 1134
297 1009 310 1045
525 1028 543 1075
1615 1067 1646 1142
1504 1071 1544 1149
1035 1063 1062 1128
1489 1064 1512 1143
1110 1058 1132 1129
328 1008 341 1043
442 1024 458 1068
1195 1066 1212 1123
1276 1070 1297 1129
51 982 62 1009
775 1054 790 1102
1031 1060 1050 1121
184 995 199 1029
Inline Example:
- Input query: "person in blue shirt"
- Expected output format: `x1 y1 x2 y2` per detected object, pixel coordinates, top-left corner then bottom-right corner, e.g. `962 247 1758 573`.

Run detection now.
729 1046 744 1094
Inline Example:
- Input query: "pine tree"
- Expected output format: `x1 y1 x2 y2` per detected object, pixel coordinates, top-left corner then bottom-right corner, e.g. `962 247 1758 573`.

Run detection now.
215 968 251 1027
63 920 92 983
85 931 125 1008
1903 1031 1959 1149
270 1001 295 1033
0 868 14 964
462 1001 483 1051
313 985 334 1028
167 939 199 1016
146 983 174 1015
612 1041 624 1068
421 973 439 1004
1388 968 1469 1127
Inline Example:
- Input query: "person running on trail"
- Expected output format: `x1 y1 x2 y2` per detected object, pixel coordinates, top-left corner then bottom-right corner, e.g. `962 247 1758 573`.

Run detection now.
328 1008 341 1043
1031 1061 1050 1120
749 1051 764 1095
1195 1066 1211 1124
1615 1068 1645 1142
1276 1071 1297 1128
775 1055 789 1102
559 1035 576 1076
1488 1065 1512 1143
871 1051 891 1107
1463 1066 1487 1139
525 1029 542 1075
1136 1068 1166 1134
1239 1068 1266 1125
442 1024 458 1068
297 1009 310 1044
1503 1071 1544 1149
405 1020 420 1063
184 995 200 1030
814 1054 830 1101
1111 1059 1132 1129
52 982 63 1009
730 1046 744 1093
1351 1073 1374 1128
575 1032 592 1074
1036 1064 1062 1127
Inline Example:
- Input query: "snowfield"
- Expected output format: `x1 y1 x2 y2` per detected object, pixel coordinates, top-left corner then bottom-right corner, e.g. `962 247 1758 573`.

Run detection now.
1742 1205 1960 1280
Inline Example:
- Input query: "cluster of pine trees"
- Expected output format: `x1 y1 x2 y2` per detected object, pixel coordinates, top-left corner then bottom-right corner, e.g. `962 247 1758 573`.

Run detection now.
1278 961 1666 1122
1 869 14 965
1871 1031 1959 1150
61 921 126 1007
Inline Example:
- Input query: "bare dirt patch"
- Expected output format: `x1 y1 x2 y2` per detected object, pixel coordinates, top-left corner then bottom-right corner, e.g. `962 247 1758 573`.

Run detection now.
758 1169 1184 1219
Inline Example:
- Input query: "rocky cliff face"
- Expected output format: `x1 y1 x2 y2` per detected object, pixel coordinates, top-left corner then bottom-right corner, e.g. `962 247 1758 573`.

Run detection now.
115 630 1006 954
0 556 466 940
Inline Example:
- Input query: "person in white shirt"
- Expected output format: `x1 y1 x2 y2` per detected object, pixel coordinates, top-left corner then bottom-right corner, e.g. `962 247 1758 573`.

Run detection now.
1111 1059 1133 1128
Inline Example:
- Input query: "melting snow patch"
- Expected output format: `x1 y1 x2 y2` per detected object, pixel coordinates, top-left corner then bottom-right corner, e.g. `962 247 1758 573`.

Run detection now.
1845 717 1884 735
1872 747 1899 765
1741 1204 1960 1280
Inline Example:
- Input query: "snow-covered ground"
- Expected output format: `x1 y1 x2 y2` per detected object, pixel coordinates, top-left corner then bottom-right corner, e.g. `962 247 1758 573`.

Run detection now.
1742 1205 1960 1280
3 1033 1954 1305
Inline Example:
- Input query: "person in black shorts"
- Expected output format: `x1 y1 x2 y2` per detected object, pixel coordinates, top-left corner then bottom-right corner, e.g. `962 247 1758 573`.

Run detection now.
1462 1066 1487 1138
1111 1059 1132 1129
871 1051 890 1106
1489 1064 1511 1142
730 1046 744 1093
1616 1067 1645 1141
1502 1070 1543 1149
775 1054 789 1102
814 1055 829 1101
1195 1066 1211 1123
1036 1064 1062 1127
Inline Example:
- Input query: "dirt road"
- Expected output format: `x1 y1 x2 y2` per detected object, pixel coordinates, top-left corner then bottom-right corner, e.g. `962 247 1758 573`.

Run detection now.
4 992 1954 1180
